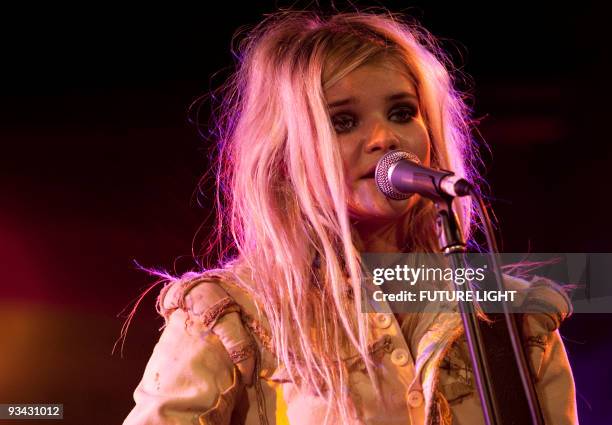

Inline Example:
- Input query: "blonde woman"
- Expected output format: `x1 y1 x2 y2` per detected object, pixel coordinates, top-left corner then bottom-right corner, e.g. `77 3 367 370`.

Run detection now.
123 10 578 425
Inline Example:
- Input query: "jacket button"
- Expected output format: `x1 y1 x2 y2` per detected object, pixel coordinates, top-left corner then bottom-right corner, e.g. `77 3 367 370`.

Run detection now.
390 348 410 366
375 313 392 329
407 390 424 408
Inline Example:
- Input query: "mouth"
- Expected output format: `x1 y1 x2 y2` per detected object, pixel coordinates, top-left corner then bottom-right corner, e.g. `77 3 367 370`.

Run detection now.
361 166 377 179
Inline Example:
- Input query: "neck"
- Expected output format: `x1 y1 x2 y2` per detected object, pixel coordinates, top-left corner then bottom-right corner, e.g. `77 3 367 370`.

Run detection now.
352 216 408 253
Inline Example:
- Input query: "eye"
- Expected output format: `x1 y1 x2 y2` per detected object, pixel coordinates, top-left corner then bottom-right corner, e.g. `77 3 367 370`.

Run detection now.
331 112 358 134
389 104 418 123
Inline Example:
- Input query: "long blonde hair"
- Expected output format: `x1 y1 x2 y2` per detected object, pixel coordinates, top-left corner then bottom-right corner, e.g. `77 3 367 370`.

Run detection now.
205 9 481 423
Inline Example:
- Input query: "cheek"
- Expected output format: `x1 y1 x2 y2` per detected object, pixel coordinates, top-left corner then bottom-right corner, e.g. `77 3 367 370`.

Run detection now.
337 136 363 180
400 122 431 165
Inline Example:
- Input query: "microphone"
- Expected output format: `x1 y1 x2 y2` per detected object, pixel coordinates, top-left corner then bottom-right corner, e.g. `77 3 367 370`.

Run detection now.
374 150 473 200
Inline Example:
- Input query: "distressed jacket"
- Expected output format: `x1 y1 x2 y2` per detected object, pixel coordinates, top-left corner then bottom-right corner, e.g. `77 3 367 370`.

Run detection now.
124 267 578 425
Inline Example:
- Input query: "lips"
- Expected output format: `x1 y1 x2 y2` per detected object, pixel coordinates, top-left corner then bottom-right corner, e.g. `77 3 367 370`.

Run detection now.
361 166 377 179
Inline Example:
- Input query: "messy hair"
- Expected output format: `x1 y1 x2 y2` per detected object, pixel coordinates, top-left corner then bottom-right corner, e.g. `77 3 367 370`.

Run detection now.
206 9 480 423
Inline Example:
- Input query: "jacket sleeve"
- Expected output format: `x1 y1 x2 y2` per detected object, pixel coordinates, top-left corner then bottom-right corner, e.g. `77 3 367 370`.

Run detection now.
531 328 579 425
516 275 579 424
123 277 258 425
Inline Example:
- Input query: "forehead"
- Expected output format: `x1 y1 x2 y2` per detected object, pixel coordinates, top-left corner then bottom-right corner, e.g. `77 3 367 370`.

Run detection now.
324 60 418 102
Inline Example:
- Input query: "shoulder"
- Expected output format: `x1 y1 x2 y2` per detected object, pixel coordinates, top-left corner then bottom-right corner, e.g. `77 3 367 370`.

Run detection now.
125 267 259 423
155 265 277 384
157 269 235 329
157 265 262 331
503 273 573 330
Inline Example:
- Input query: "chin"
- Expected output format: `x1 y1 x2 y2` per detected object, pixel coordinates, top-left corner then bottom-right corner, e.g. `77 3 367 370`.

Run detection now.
348 194 416 222
347 180 422 222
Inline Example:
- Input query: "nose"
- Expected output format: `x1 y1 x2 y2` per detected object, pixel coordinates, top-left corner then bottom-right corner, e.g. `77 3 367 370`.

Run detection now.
364 121 399 153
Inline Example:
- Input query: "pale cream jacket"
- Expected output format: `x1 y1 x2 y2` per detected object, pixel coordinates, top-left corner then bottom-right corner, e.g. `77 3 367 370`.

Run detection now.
124 268 578 425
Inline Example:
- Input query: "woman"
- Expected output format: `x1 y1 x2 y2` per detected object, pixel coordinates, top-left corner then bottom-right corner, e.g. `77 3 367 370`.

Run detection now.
123 10 577 425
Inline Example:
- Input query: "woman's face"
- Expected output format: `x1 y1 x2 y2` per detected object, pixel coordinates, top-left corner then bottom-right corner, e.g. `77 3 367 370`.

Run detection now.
324 60 431 222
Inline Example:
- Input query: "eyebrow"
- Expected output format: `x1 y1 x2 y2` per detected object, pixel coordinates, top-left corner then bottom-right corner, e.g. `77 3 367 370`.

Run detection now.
327 91 418 108
387 91 418 102
327 96 357 108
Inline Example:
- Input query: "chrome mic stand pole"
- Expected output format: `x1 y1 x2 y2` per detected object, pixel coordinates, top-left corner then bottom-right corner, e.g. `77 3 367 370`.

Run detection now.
434 197 502 425
373 149 544 424
434 194 545 425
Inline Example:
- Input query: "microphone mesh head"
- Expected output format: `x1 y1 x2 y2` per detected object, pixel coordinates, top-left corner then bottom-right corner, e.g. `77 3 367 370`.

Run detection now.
375 150 421 200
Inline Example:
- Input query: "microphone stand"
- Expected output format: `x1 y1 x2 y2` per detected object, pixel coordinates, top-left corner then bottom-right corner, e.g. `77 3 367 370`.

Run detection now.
434 194 544 425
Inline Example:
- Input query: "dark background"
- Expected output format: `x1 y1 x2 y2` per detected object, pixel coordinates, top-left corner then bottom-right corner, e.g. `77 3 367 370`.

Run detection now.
1 1 610 424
